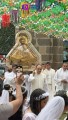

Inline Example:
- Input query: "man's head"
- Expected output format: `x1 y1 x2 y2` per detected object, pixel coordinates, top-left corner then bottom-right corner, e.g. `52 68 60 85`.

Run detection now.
41 63 46 70
36 64 42 74
62 63 68 71
6 65 12 72
16 65 23 76
46 62 51 70
12 64 18 73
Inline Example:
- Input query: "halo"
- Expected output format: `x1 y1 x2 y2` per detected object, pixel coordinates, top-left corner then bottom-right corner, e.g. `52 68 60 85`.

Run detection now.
15 30 32 44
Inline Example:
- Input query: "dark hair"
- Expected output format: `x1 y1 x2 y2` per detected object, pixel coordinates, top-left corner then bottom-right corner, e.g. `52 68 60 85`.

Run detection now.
0 80 3 96
66 48 68 50
30 89 46 115
46 62 51 65
42 63 45 65
4 84 10 90
35 64 42 68
55 90 68 106
16 65 23 72
17 65 23 69
12 64 18 68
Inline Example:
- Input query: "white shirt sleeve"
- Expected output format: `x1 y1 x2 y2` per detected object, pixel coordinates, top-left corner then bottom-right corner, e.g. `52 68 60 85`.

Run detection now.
0 103 13 120
28 74 35 82
54 70 62 83
43 74 48 92
22 112 36 120
0 90 9 104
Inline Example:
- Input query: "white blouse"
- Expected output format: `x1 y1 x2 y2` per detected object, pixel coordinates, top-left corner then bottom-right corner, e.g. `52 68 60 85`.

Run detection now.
22 112 36 120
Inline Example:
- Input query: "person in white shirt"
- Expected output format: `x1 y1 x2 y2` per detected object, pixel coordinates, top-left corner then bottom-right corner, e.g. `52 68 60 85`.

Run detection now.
0 90 9 104
0 74 24 120
41 63 46 72
42 62 55 98
16 65 31 97
24 73 31 98
4 65 16 90
54 62 68 92
28 64 48 94
63 48 68 62
0 81 9 104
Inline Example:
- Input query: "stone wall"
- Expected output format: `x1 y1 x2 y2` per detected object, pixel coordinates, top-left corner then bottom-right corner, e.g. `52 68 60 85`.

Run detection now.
15 28 63 69
52 36 63 69
29 30 63 69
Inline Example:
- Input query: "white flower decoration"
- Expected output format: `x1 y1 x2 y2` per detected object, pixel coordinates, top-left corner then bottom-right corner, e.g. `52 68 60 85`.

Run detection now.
66 91 68 97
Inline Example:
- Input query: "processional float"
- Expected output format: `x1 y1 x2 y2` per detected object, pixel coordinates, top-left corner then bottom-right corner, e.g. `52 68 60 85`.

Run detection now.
6 30 41 70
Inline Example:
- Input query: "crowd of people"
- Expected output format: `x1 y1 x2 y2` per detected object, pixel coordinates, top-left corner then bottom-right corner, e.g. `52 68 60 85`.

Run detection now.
0 62 68 120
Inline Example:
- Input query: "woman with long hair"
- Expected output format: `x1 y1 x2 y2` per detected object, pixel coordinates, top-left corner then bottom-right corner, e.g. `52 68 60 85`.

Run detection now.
22 88 49 120
35 96 65 120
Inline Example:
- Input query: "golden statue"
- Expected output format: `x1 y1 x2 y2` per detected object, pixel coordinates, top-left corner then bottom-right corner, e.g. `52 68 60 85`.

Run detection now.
6 30 41 67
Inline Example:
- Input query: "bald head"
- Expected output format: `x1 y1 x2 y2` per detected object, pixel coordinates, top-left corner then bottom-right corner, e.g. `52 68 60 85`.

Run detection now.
36 64 42 74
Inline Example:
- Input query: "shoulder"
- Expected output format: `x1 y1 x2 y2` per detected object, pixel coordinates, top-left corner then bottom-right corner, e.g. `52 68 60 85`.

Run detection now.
23 112 36 120
41 73 46 77
56 68 62 72
29 73 33 76
11 71 16 76
24 74 29 79
50 68 55 72
0 103 13 111
0 103 13 118
4 71 8 75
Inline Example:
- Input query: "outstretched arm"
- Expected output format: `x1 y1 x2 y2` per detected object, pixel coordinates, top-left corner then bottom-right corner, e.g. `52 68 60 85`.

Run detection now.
10 74 24 114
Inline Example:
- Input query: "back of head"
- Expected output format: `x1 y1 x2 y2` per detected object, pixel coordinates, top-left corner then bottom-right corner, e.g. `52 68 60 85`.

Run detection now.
4 84 10 90
55 90 68 107
30 88 49 115
36 96 65 120
46 62 51 65
12 64 18 68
